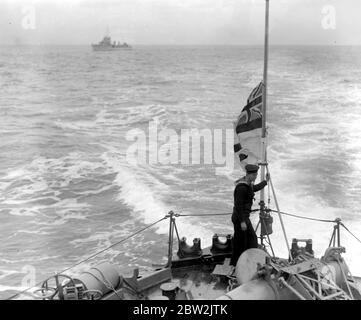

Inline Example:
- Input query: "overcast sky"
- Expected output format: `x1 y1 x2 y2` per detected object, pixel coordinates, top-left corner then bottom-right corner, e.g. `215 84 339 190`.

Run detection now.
0 0 360 45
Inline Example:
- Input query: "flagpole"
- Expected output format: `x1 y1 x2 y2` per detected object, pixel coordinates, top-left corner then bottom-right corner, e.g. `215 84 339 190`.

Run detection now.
261 0 269 181
259 0 269 243
262 0 269 141
259 0 293 259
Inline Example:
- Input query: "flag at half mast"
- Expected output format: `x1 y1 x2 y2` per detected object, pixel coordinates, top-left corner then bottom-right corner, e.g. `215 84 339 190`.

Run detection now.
234 81 264 169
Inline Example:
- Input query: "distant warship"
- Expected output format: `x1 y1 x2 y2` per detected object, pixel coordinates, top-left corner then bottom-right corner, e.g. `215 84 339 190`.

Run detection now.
91 36 131 51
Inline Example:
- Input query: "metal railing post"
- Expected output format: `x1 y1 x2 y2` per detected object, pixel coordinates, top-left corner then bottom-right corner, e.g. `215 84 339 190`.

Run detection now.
167 211 175 268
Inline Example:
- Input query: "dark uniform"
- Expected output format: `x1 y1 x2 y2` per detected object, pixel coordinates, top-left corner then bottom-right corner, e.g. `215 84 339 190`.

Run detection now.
230 166 267 266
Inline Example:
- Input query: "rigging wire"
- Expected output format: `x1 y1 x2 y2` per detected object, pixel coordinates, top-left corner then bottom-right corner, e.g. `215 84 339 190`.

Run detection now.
176 212 231 217
268 209 361 248
7 204 361 300
6 216 167 300
173 221 181 242
176 209 260 218
340 222 361 244
58 216 168 275
265 167 293 260
269 209 336 223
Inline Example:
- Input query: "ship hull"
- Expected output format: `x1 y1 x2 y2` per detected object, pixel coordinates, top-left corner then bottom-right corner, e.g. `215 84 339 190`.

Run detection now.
91 45 131 51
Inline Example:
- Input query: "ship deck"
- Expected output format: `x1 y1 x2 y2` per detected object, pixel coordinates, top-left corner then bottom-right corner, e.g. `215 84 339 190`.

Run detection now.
103 252 232 300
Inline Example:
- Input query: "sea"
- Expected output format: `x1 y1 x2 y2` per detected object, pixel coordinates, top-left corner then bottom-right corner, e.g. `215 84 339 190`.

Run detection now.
1 45 361 299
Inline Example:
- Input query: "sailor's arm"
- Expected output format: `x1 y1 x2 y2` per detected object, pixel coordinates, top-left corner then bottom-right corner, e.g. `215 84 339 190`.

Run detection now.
253 180 267 192
253 173 270 192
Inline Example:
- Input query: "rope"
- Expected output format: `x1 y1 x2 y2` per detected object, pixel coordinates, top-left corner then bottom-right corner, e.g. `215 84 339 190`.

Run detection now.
6 216 167 300
92 267 123 299
89 267 122 300
340 222 361 245
176 212 232 217
82 268 122 300
176 209 259 217
335 258 354 300
269 209 336 223
60 216 167 274
173 221 181 242
266 167 293 260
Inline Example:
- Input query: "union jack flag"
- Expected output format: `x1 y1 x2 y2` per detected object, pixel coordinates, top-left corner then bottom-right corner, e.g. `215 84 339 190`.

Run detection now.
234 82 264 166
235 82 263 134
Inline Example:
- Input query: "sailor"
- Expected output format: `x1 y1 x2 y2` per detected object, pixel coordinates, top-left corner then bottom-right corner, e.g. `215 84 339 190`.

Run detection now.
230 164 269 266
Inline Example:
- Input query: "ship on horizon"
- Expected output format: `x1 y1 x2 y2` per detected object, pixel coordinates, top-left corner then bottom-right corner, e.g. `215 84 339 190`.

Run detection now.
91 35 131 51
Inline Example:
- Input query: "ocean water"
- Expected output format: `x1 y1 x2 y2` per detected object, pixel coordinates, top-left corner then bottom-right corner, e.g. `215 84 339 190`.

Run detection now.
1 45 361 299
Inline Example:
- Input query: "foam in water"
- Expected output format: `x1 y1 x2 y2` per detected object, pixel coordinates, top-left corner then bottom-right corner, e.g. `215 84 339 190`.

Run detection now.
101 149 216 245
263 156 361 276
0 153 107 220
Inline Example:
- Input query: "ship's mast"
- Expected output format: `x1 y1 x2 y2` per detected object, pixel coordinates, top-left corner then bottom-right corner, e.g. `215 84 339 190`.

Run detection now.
259 0 269 246
260 0 269 212
259 0 292 259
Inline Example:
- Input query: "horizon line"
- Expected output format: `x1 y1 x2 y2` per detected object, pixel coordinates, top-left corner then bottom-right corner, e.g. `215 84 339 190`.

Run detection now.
1 43 360 47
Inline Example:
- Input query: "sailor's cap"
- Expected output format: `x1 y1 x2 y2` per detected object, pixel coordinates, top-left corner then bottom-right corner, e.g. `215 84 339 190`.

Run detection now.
245 164 259 174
